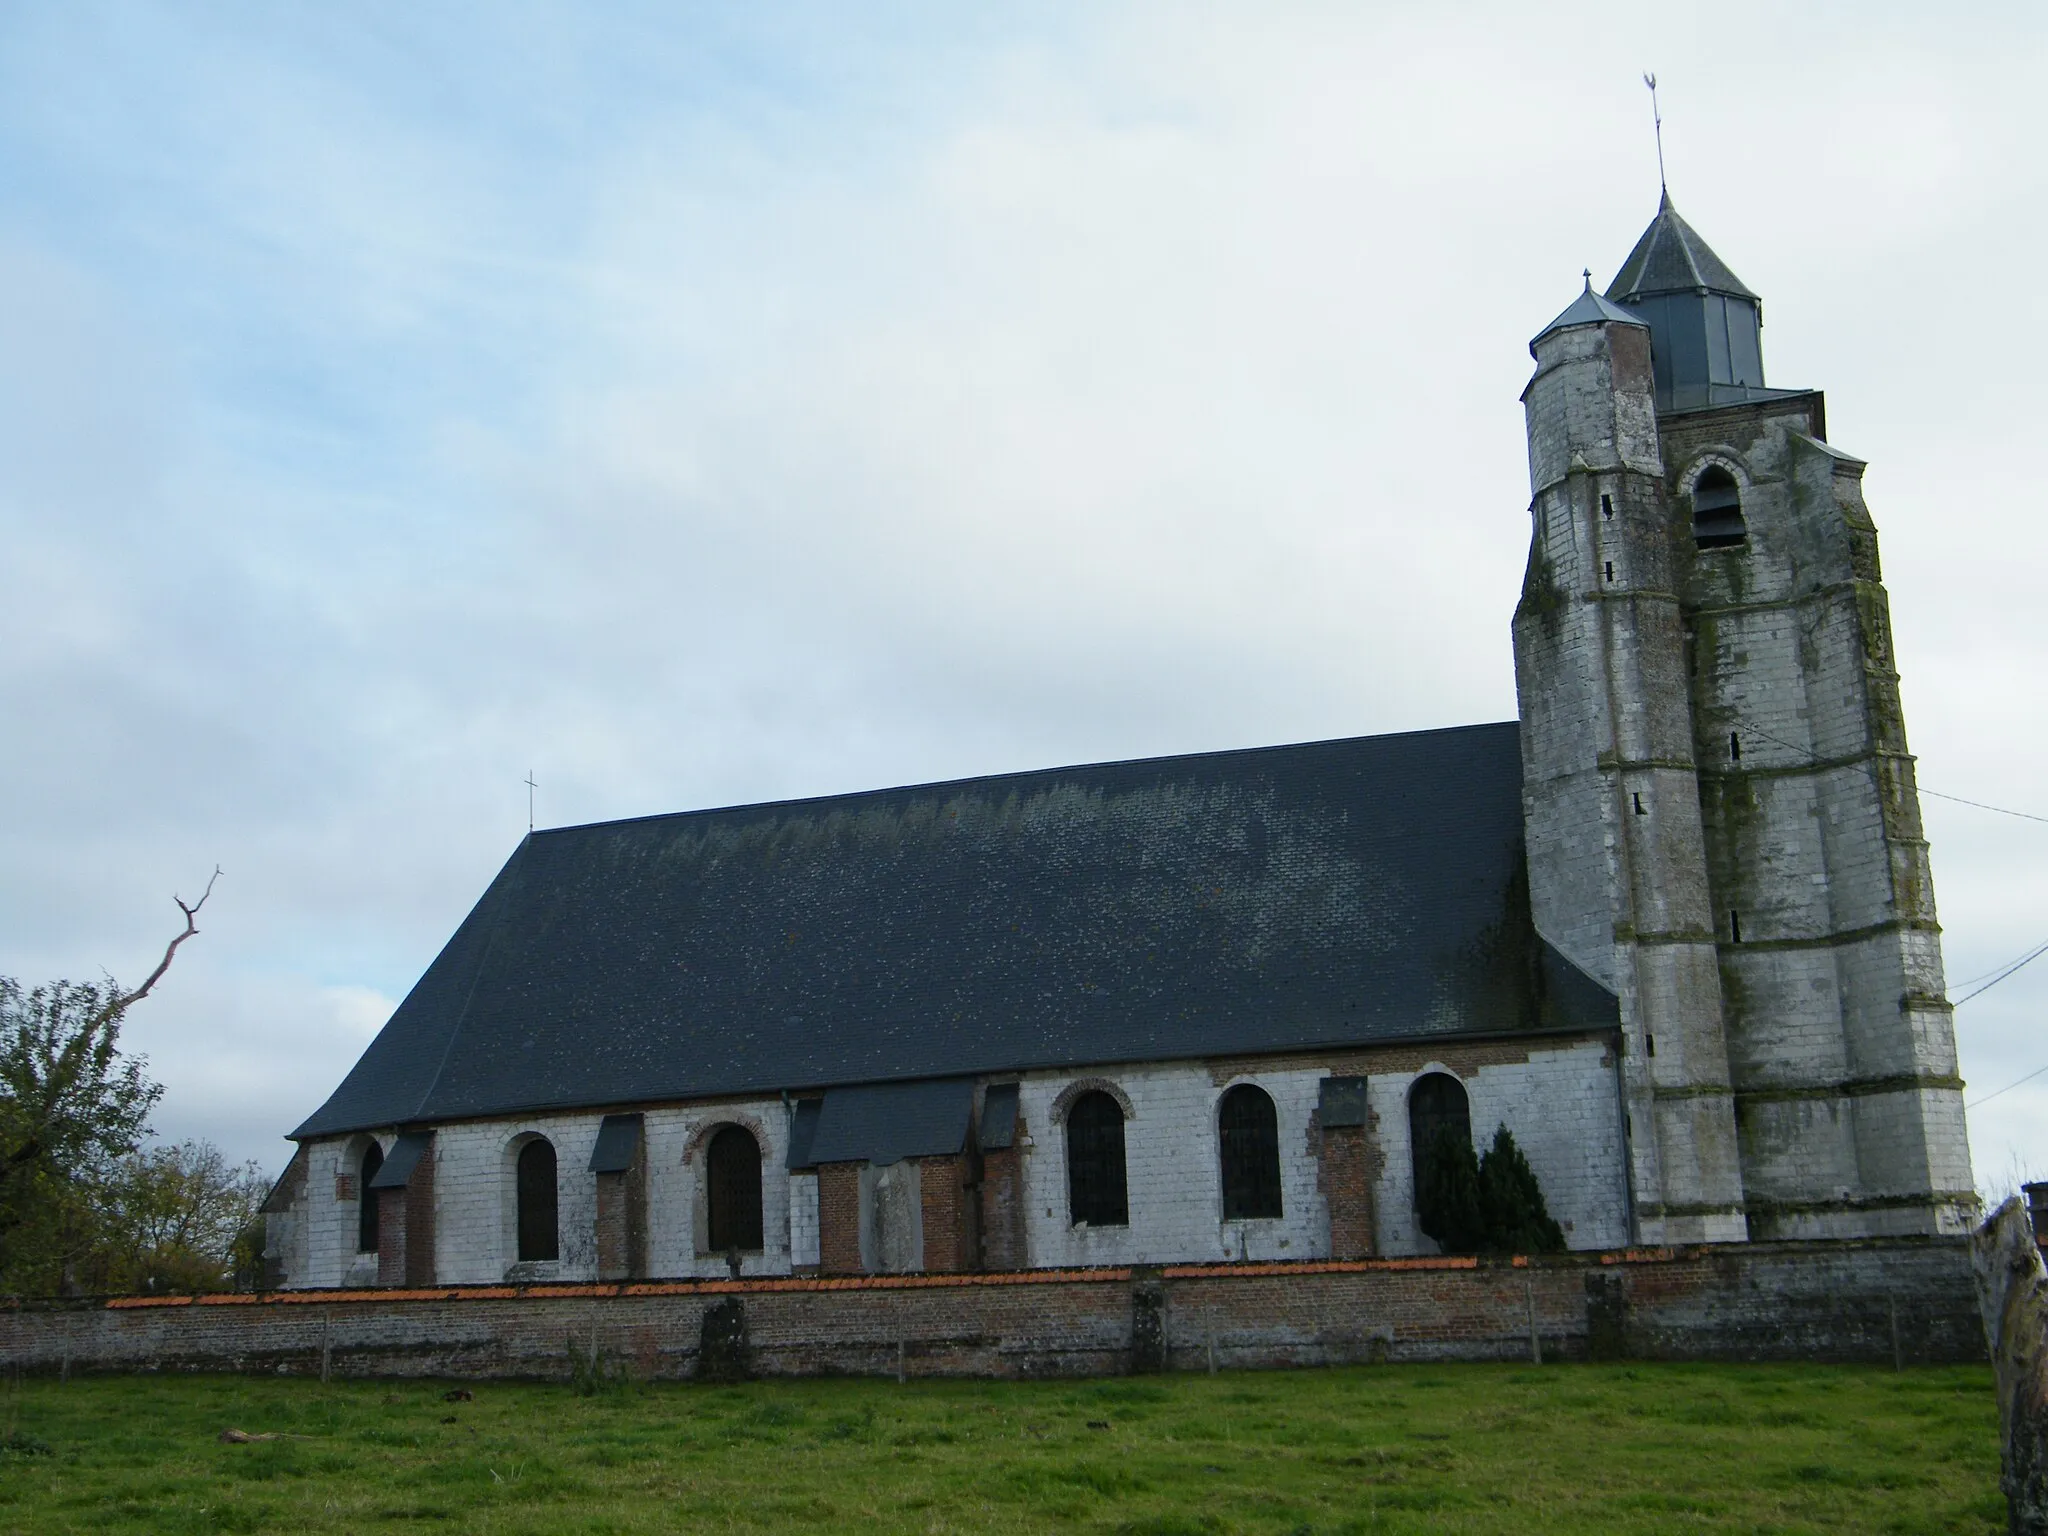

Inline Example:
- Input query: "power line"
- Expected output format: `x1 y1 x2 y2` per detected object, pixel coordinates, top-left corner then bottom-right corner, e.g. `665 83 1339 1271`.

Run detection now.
1968 1062 2048 1111
1697 707 2048 1110
1957 943 2048 1110
1920 788 2048 825
1952 934 2048 991
1951 937 2048 1008
1734 724 2045 824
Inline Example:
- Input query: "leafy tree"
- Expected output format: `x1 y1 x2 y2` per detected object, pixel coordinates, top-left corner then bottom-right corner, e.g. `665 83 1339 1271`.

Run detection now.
0 979 165 1291
80 1140 270 1294
0 871 219 1292
1416 1121 1566 1256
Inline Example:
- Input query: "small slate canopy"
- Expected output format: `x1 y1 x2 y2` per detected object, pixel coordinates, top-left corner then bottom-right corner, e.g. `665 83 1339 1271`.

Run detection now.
979 1083 1021 1151
1318 1076 1372 1129
805 1079 974 1167
784 1098 823 1171
367 1132 432 1190
1530 274 1646 354
587 1113 643 1173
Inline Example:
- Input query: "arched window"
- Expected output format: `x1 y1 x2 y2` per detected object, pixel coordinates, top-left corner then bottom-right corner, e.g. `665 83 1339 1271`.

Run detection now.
706 1126 764 1252
1692 466 1746 549
357 1140 384 1254
1218 1084 1283 1220
1408 1073 1472 1198
1065 1091 1129 1228
516 1138 559 1262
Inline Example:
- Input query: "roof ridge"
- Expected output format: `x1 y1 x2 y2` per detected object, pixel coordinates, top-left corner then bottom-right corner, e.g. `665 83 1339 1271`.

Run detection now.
1668 201 1708 289
530 720 1523 838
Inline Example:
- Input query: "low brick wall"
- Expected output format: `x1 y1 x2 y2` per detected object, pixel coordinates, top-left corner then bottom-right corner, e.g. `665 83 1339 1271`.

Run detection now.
0 1239 1984 1382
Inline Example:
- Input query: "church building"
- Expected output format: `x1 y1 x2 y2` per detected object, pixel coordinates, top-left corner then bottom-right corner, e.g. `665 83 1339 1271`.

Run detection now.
264 196 1977 1290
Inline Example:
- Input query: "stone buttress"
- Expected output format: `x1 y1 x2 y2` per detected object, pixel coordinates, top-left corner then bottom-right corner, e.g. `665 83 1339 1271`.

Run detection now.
1660 396 1974 1237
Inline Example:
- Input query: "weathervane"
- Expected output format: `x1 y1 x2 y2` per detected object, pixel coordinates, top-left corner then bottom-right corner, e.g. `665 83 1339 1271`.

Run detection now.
525 770 538 833
1643 72 1667 194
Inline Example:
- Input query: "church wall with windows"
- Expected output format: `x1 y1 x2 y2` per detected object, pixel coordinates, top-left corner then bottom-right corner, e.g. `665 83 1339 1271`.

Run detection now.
1369 1043 1629 1255
279 1133 390 1290
272 1034 1628 1288
1015 1064 1330 1269
285 1097 798 1287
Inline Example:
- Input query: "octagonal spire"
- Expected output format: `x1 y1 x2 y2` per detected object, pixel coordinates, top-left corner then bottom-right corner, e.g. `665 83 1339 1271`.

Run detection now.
1604 193 1769 411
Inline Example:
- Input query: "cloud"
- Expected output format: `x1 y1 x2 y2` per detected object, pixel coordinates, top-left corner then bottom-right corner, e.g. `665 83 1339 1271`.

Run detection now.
0 1 2041 1194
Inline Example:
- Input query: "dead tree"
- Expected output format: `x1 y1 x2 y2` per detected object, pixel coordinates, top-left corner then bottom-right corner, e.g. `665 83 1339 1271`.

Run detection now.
1974 1195 2048 1535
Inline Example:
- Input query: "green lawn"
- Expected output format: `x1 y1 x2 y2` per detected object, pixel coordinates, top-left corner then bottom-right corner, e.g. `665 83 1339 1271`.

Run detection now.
0 1363 2002 1534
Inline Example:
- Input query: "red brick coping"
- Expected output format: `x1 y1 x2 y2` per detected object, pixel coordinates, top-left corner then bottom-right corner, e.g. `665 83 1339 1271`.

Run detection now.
92 1248 1703 1310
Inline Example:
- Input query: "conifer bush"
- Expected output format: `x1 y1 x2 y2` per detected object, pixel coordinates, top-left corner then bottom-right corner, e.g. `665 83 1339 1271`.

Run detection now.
1416 1123 1566 1255
1477 1125 1565 1254
1415 1123 1486 1253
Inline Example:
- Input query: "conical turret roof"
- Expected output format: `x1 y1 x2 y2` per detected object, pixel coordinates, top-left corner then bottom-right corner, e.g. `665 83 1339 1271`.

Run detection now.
1540 278 1646 350
1532 272 1648 350
1606 190 1756 302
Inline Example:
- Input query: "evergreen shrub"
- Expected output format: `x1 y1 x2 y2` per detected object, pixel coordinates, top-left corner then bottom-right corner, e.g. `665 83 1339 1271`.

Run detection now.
1416 1123 1565 1255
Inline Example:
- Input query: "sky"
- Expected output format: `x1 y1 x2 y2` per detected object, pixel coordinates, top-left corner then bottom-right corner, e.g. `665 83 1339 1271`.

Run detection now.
1 2 2043 1201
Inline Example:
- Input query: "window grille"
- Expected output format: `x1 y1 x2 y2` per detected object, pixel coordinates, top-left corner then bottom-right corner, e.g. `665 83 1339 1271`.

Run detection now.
516 1138 559 1262
1408 1073 1472 1205
1065 1091 1129 1227
707 1126 764 1252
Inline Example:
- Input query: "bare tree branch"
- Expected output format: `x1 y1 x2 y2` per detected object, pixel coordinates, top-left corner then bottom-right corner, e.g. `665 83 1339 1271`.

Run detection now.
1 868 222 1183
103 865 222 1025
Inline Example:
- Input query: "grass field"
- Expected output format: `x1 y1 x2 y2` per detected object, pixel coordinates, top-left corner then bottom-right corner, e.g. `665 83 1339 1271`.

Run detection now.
0 1363 2003 1534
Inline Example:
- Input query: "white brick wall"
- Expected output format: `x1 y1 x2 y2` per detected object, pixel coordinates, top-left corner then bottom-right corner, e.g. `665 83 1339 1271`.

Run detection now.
1371 1046 1629 1254
297 1133 388 1288
283 1040 1628 1285
1013 1045 1627 1267
295 1096 800 1286
788 1172 820 1268
1016 1064 1329 1269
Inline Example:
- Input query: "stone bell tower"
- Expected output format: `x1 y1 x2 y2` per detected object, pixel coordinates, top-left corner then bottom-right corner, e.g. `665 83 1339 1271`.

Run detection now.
1512 195 1976 1243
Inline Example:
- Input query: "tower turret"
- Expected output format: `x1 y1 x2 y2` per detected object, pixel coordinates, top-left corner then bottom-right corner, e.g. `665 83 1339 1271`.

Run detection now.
1514 275 1750 1245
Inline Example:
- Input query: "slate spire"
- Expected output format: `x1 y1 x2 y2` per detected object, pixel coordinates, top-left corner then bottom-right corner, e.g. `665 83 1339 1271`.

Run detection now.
1607 189 1757 303
1603 192 1769 412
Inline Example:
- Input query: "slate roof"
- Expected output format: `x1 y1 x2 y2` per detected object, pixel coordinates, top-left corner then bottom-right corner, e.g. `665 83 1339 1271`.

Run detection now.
1531 275 1647 351
1607 191 1757 302
293 721 1615 1140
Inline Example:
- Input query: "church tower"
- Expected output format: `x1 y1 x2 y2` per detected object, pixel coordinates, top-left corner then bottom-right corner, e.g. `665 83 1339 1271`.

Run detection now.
1512 196 1976 1243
